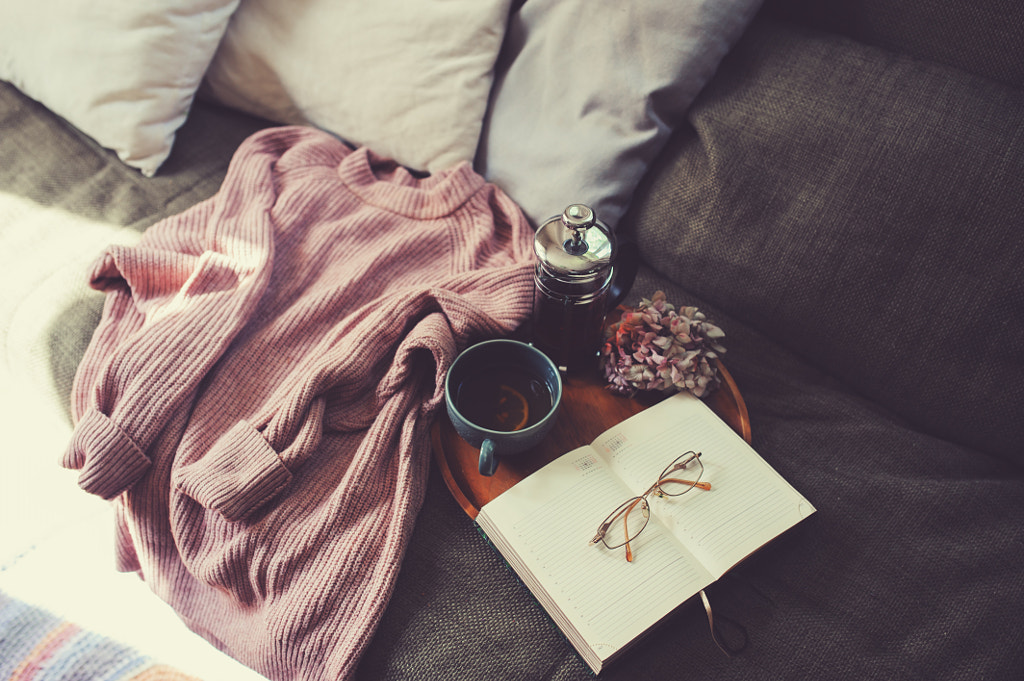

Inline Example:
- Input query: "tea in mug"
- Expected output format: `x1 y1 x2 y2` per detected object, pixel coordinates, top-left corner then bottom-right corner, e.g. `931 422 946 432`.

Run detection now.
454 367 553 432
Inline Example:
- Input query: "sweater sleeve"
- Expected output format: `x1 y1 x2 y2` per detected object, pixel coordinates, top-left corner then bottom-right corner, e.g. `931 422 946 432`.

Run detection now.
62 138 281 500
170 284 529 522
170 296 443 523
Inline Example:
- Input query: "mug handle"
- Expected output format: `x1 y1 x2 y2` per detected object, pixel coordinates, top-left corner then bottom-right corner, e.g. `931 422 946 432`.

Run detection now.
478 439 499 476
607 234 639 309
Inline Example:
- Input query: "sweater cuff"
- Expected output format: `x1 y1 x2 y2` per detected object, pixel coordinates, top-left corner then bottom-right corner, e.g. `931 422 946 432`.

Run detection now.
173 421 293 522
62 409 151 499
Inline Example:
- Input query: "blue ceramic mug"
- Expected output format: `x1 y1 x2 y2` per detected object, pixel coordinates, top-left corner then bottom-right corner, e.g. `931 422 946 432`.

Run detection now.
445 339 562 476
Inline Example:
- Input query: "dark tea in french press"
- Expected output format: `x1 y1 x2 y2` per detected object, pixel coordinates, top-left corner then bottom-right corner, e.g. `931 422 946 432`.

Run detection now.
531 204 635 373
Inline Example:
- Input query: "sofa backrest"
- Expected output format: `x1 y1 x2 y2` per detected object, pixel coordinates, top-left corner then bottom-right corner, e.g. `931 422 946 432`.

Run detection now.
762 0 1024 88
623 18 1024 465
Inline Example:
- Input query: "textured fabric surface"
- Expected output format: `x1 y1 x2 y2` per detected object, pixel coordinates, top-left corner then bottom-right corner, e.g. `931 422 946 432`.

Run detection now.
361 268 1024 681
4 13 1024 681
624 19 1024 465
0 84 271 234
763 0 1024 88
476 0 762 230
203 0 512 174
0 0 239 176
63 126 536 680
0 591 201 681
0 83 272 422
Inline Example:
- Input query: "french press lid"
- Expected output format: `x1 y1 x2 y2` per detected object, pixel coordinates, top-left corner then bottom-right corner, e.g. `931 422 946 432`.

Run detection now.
534 204 616 276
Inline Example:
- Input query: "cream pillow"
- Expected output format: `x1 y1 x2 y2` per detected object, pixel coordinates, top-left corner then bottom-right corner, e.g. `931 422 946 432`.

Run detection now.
0 1 239 177
203 0 512 174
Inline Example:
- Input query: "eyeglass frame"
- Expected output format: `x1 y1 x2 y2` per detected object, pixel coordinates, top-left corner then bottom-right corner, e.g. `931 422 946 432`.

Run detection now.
589 450 710 562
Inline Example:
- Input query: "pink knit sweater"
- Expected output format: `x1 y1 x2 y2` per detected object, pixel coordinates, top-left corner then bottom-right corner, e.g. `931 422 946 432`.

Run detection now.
62 127 536 680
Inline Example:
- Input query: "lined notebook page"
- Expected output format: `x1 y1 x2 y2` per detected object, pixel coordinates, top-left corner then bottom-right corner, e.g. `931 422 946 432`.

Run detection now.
478 447 715 655
594 392 816 577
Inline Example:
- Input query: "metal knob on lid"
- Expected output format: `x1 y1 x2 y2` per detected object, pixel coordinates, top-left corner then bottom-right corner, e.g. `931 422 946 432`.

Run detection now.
534 203 616 278
561 204 595 255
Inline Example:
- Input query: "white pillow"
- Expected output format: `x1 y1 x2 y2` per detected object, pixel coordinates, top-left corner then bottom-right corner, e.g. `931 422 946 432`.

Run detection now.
0 1 239 177
475 0 762 230
202 0 512 174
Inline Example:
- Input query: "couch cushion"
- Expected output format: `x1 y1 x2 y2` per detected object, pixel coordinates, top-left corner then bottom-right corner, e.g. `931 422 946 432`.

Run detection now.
762 0 1024 89
202 0 512 175
0 0 239 177
623 19 1024 464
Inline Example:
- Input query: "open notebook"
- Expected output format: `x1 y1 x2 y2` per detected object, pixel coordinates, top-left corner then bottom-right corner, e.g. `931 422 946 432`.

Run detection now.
476 391 816 674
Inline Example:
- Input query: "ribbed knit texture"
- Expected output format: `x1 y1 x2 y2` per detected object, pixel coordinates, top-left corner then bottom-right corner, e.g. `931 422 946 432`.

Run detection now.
61 126 537 680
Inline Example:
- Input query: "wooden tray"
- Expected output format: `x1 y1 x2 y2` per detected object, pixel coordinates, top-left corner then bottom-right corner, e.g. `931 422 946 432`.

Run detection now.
431 360 750 519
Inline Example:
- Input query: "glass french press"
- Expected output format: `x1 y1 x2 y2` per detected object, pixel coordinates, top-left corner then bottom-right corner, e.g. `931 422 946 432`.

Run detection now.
531 204 637 373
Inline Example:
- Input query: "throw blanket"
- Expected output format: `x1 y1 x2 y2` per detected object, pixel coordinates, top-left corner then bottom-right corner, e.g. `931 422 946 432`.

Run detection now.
61 126 536 680
0 591 200 681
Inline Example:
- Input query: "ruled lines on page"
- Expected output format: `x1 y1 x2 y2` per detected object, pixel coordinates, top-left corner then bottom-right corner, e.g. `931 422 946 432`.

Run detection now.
595 392 816 577
485 449 713 651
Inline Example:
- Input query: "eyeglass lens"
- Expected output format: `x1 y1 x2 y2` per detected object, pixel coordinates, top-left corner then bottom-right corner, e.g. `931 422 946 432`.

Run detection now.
601 496 650 549
655 451 703 497
594 451 706 552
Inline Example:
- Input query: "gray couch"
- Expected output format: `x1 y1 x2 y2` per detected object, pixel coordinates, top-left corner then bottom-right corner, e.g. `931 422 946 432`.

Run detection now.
2 1 1022 679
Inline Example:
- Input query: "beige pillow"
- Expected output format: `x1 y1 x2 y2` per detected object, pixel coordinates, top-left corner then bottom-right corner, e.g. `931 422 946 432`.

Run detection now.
203 0 512 173
0 0 239 176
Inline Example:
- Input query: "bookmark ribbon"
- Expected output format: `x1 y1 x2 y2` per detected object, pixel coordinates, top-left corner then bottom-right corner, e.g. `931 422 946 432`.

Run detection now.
699 589 748 656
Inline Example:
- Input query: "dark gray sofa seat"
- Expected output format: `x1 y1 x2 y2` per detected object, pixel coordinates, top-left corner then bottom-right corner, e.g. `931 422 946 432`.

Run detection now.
2 5 1022 681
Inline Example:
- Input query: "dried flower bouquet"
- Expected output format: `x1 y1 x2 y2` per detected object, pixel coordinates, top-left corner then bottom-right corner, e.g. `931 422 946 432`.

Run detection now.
601 291 726 397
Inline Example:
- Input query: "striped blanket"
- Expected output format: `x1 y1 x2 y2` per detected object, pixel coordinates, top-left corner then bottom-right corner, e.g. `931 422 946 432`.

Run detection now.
0 591 199 681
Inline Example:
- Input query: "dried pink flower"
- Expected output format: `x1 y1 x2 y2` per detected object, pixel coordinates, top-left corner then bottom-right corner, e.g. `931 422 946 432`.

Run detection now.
600 291 726 397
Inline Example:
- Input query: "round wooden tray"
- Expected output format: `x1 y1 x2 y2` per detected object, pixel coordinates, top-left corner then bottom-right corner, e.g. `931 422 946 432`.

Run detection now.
431 360 750 519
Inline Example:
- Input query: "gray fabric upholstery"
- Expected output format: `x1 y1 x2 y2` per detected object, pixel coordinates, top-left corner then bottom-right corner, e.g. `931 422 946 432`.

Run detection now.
371 21 1024 678
359 273 1024 681
762 0 1024 88
0 86 272 233
625 19 1024 465
372 17 1024 679
357 268 1024 681
3 9 1023 681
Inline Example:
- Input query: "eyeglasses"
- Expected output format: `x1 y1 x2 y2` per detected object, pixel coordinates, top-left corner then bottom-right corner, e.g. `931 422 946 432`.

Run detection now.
589 451 710 562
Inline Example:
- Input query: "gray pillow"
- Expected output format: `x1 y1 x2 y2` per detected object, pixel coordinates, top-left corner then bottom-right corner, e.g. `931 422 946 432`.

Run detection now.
623 19 1024 464
476 0 761 230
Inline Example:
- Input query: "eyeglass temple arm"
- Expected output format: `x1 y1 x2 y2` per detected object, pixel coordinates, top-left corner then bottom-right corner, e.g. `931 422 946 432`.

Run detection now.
659 477 712 491
590 500 643 562
619 498 648 562
623 511 635 562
